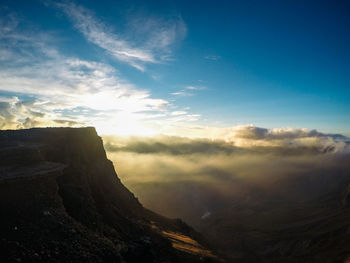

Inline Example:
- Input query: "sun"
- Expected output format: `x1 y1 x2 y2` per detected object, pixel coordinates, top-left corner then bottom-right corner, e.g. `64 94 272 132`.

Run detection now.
93 113 157 136
80 92 158 136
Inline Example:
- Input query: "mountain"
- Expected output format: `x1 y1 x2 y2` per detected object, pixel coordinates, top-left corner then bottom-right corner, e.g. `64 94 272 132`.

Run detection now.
0 127 220 263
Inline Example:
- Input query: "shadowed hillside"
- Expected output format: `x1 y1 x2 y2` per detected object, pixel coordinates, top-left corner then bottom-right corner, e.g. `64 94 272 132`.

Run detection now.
0 127 220 263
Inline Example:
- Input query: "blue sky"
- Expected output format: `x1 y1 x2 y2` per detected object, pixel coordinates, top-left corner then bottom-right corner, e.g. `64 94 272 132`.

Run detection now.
0 0 349 136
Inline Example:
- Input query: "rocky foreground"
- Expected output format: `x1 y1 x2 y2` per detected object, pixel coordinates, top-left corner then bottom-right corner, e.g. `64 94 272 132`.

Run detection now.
0 127 220 263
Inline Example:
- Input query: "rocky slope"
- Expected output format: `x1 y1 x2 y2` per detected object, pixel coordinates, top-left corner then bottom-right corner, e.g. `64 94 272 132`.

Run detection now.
0 127 220 263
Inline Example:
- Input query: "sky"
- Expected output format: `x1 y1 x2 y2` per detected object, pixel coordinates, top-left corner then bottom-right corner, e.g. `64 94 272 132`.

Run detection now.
0 0 349 137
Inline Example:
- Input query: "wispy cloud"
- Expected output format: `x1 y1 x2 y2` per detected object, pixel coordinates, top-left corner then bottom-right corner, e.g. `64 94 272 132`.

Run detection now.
55 2 186 71
170 90 194 97
0 12 170 133
204 55 221 61
171 111 187 116
185 86 206 91
128 14 187 54
168 114 200 123
170 85 206 97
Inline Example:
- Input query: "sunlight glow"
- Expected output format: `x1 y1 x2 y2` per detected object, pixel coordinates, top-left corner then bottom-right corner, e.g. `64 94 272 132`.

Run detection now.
83 92 121 111
80 92 158 136
93 114 157 136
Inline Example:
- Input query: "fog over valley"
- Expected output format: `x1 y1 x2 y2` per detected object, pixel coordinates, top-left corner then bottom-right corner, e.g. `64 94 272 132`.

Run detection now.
104 126 350 224
103 126 350 261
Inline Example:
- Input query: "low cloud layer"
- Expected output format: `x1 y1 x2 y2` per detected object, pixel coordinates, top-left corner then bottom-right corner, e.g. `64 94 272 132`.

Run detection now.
105 125 350 155
104 127 350 225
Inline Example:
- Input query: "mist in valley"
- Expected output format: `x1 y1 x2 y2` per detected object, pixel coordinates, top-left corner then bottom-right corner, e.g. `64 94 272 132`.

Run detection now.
103 126 350 261
103 126 350 222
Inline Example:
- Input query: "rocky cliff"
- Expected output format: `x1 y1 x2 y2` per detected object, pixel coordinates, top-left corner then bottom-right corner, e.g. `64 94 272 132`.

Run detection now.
0 127 220 263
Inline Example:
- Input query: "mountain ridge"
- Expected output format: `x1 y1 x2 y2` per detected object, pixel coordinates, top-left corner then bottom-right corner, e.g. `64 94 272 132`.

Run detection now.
0 127 220 262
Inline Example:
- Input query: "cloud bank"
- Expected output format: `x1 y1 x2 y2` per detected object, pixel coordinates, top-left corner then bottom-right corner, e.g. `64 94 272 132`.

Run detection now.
104 126 350 225
105 125 349 154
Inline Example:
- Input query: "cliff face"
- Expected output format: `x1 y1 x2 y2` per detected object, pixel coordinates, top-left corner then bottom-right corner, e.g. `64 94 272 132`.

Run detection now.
0 127 219 263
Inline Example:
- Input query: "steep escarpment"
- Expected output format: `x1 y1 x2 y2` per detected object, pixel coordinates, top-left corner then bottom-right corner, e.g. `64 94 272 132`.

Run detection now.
0 127 219 263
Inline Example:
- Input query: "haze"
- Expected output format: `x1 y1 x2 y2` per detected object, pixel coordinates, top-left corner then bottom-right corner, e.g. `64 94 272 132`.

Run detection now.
1 0 350 262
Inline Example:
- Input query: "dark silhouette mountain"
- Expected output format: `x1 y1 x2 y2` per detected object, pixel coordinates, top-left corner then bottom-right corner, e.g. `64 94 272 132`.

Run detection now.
0 127 220 263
